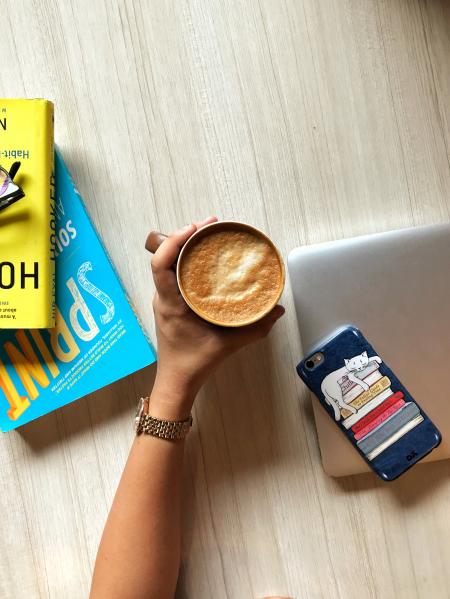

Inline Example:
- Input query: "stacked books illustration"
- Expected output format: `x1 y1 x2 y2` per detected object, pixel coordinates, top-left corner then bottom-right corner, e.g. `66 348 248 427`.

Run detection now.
339 361 423 461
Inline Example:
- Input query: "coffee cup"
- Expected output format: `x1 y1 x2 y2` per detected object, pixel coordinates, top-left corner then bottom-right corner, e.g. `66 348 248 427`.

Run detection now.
146 221 285 327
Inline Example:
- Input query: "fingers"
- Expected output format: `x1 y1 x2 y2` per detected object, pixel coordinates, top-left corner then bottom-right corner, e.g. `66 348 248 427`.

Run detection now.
151 224 197 301
229 305 285 347
145 217 218 255
149 217 219 303
193 215 218 229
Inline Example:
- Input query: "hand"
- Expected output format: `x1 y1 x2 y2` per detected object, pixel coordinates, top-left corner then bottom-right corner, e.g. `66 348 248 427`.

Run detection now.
148 217 285 418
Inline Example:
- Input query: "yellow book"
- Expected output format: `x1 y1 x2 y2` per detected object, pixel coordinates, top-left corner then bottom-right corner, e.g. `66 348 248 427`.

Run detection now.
0 99 55 328
340 376 391 419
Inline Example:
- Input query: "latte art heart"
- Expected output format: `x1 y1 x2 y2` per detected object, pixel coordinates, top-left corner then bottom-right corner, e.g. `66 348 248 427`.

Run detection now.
206 247 261 300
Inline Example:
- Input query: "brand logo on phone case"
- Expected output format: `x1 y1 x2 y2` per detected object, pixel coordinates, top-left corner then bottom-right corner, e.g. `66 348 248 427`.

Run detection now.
406 450 418 461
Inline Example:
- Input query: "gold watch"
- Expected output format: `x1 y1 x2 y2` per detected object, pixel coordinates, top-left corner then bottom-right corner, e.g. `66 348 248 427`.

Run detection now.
134 397 192 440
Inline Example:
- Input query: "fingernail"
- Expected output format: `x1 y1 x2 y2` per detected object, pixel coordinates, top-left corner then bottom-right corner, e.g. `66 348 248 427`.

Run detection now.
181 224 194 231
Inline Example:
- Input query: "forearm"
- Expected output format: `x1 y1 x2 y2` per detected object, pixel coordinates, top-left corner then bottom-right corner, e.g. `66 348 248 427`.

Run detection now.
90 217 283 599
90 385 194 599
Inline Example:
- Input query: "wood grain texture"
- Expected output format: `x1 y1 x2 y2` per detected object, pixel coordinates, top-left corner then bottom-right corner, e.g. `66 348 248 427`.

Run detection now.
0 1 449 598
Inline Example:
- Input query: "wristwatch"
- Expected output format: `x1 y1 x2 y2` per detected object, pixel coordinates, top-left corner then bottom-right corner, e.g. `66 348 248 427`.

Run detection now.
134 397 193 440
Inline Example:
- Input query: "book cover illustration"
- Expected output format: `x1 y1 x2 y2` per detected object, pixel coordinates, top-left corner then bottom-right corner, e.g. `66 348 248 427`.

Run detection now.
0 162 25 210
0 150 156 431
320 351 424 461
0 98 55 329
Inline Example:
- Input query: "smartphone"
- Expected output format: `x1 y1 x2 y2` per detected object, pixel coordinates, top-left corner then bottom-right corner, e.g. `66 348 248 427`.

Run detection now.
297 325 441 481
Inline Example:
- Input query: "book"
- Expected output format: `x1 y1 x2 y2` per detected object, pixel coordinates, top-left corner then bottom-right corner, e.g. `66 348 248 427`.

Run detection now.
357 402 421 455
0 99 55 329
338 360 380 392
340 375 391 418
354 397 405 440
342 388 395 429
351 391 404 434
366 415 424 461
340 370 384 405
0 150 156 431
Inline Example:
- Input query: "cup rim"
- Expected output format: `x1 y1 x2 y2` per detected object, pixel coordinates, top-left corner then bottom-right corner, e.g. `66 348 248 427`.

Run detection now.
176 220 285 327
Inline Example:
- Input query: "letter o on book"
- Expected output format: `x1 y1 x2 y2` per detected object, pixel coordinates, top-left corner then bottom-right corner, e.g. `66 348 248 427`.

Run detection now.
0 262 14 289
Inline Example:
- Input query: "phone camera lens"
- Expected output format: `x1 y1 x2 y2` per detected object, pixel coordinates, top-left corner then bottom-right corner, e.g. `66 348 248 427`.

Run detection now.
305 359 315 370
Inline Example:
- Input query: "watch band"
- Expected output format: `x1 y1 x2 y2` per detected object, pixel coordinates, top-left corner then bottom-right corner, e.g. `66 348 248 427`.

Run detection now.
135 397 192 440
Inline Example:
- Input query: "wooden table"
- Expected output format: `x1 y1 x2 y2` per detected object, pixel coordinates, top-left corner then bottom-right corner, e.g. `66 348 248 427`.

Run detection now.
1 1 449 598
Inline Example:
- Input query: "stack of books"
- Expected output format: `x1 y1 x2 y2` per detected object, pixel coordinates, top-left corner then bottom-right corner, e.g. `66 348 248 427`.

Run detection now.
0 99 156 431
339 362 423 461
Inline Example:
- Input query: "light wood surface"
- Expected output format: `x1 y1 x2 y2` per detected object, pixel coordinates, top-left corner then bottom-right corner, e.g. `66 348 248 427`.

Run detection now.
1 1 449 598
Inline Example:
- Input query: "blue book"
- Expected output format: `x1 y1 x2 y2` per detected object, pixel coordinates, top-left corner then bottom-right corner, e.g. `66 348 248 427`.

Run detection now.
0 150 156 431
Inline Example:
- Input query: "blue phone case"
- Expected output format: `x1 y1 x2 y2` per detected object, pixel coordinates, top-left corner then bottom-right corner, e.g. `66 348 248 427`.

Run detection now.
297 326 441 481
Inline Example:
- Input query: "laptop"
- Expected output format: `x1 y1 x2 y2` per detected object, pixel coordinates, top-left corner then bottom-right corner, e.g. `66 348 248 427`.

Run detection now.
288 223 450 477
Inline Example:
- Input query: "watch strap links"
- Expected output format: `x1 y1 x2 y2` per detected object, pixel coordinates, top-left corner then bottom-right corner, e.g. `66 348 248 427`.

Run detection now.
137 410 192 440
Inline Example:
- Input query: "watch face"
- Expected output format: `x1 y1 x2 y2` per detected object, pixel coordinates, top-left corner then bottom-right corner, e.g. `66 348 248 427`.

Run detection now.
134 397 145 432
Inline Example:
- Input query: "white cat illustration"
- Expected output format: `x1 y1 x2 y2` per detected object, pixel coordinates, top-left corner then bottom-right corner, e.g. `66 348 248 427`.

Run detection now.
321 351 382 421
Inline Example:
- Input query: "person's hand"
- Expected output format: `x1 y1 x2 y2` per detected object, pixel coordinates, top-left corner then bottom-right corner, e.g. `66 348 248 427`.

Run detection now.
148 216 285 419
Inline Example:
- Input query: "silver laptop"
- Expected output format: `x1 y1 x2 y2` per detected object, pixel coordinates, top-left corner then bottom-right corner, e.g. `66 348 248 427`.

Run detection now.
288 223 450 477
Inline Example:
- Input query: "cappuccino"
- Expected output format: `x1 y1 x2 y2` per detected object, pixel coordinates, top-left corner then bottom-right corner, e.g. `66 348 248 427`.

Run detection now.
178 226 283 326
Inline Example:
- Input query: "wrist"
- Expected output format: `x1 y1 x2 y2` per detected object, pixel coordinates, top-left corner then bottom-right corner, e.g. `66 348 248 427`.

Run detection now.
149 373 197 421
154 364 204 400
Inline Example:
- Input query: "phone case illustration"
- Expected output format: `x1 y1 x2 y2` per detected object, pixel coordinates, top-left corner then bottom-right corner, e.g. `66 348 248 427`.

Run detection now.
297 326 441 479
320 348 425 461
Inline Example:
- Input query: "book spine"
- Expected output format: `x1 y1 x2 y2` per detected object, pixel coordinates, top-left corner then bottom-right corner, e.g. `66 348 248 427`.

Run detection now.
357 402 420 454
366 415 424 461
354 398 405 440
340 370 382 400
45 102 56 326
54 149 153 346
342 388 395 428
340 376 391 418
351 391 405 433
338 361 380 389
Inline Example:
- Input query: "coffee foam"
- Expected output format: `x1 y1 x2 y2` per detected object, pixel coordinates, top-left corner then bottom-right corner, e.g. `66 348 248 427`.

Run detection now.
179 229 282 325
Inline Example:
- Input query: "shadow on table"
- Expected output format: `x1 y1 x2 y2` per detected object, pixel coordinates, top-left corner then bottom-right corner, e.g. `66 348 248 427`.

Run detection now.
191 332 298 479
16 363 156 453
177 331 303 596
332 457 450 507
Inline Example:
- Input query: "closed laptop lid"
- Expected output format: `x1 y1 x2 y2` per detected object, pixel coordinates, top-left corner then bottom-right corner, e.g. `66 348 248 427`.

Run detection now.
288 223 450 476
